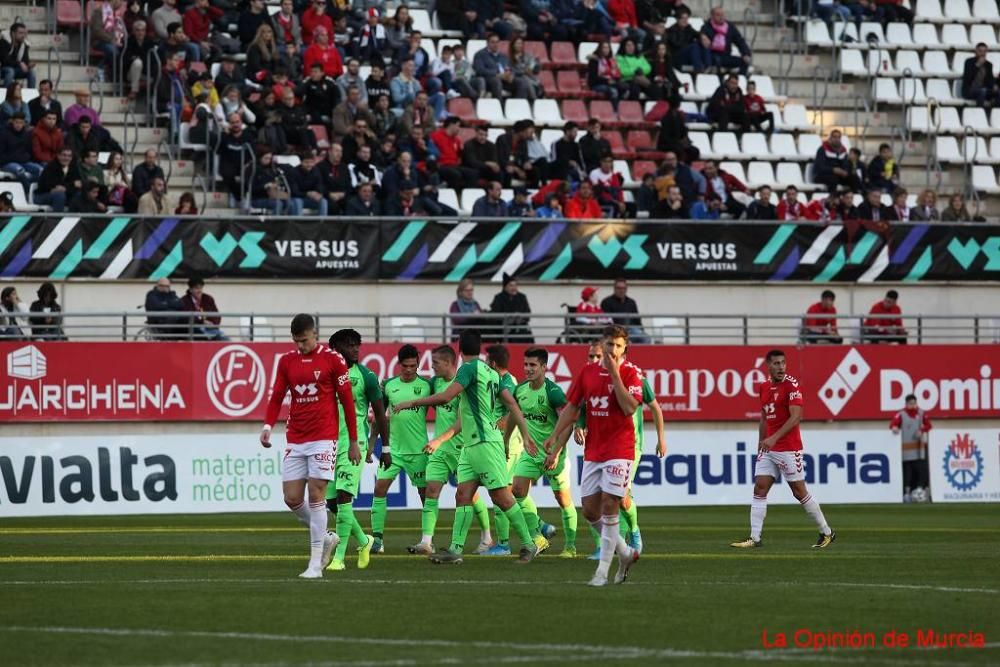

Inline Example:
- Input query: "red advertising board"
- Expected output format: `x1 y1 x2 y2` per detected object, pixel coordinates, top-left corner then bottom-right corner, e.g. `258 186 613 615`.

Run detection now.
2 342 998 422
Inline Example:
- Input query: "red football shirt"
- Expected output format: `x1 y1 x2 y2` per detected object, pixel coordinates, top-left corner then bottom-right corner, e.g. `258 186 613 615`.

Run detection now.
567 361 643 462
264 344 358 445
864 301 903 329
804 302 838 331
758 375 804 452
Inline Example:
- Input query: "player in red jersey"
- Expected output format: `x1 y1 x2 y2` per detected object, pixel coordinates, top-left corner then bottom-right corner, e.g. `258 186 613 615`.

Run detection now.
261 314 361 579
731 349 836 550
545 325 643 586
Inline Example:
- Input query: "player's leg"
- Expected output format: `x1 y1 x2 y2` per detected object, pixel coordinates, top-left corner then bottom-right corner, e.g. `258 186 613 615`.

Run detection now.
512 475 542 538
548 461 578 557
731 452 776 548
471 492 494 553
475 444 537 562
584 460 638 586
580 488 610 584
788 478 835 548
902 460 916 502
430 448 478 563
371 461 401 553
417 446 453 554
620 448 643 550
282 445 336 578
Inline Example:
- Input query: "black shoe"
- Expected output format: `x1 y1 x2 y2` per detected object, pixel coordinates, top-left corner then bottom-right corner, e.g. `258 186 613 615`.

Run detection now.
813 530 837 549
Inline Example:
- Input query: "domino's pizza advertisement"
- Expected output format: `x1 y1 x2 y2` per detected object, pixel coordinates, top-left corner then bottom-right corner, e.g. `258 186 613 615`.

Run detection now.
929 429 1000 503
0 429 900 517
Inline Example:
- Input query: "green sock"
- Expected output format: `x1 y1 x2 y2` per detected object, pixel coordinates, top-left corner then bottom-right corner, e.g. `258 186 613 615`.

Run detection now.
449 504 474 553
493 505 510 545
517 497 541 538
334 502 355 561
589 523 601 549
422 497 440 539
621 497 639 534
503 504 533 547
351 515 367 544
371 496 387 539
472 495 491 533
561 506 578 550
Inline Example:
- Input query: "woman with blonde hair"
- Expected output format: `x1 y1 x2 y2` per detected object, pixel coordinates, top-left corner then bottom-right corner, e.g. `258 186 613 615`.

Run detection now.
910 190 940 222
448 278 484 341
246 23 281 82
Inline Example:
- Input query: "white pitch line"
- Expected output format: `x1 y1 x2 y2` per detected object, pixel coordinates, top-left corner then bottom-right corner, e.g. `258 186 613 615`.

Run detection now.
682 580 1000 596
0 626 988 667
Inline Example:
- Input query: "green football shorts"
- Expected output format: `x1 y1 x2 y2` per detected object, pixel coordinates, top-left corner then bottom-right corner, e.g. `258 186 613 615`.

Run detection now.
511 448 570 491
425 443 461 484
375 452 428 489
457 442 509 490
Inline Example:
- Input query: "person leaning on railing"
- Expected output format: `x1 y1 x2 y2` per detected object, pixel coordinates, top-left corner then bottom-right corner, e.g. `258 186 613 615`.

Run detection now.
489 274 534 343
863 290 907 345
29 282 67 341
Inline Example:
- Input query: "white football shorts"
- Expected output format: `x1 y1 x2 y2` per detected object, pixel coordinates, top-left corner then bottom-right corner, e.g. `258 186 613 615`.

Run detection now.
755 450 805 482
282 440 337 481
580 459 633 498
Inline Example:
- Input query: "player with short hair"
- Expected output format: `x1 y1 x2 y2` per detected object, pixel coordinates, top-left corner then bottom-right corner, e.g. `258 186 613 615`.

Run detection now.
370 344 433 553
507 347 579 558
408 344 494 555
731 349 836 549
325 328 390 571
261 314 360 579
395 330 541 564
545 325 642 586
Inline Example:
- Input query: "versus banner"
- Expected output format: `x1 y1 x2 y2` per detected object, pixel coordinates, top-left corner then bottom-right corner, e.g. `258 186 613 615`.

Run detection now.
2 342 999 422
1 215 999 281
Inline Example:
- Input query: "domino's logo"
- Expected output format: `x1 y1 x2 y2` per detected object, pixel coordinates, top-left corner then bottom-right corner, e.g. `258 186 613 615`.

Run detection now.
818 349 871 416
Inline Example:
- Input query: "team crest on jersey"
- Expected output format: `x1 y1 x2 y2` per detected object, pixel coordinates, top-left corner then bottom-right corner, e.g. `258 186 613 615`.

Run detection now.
415 386 423 395
537 396 545 406
314 371 321 380
350 376 360 386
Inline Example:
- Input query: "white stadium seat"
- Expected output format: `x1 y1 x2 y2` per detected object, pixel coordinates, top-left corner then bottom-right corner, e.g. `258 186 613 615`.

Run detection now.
420 38 438 62
746 161 777 187
946 0 975 23
438 188 460 213
712 131 744 159
963 106 996 134
840 49 867 77
941 24 970 49
695 74 721 99
805 19 832 47
916 0 947 22
719 161 748 185
923 53 953 79
874 78 902 104
926 78 960 104
769 134 800 160
476 98 508 126
935 136 963 161
689 131 716 159
900 78 928 104
885 23 915 48
465 39 486 61
952 51 974 76
894 50 924 76
798 134 823 160
973 0 1000 23
614 160 638 187
912 23 941 48
972 164 1000 192
741 133 770 160
776 162 808 189
532 99 563 126
503 98 532 126
937 106 965 131
858 22 887 46
969 24 999 47
989 136 1000 160
460 189 482 214
868 50 895 75
539 129 561 150
781 103 814 130
962 135 997 162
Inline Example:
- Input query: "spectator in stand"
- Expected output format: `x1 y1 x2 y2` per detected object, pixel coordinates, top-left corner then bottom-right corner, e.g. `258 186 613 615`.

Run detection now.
813 129 859 192
515 121 550 187
449 278 484 340
776 185 804 220
28 80 62 128
489 274 533 342
941 192 973 222
64 91 101 128
701 159 747 218
159 21 201 66
648 42 681 101
29 282 66 340
145 278 184 339
103 151 130 210
549 121 585 182
0 22 36 88
588 41 628 110
431 45 458 97
302 0 335 46
397 31 435 83
181 277 228 341
867 143 899 193
0 286 29 339
77 149 105 193
213 56 246 96
608 0 643 40
864 289 907 344
601 278 649 343
246 24 282 85
345 181 382 216
67 115 123 158
122 19 156 100
183 0 239 61
0 113 42 192
656 150 706 205
832 190 857 221
691 192 723 220
813 0 853 41
400 90 438 137
348 143 382 190
321 143 351 214
131 149 164 199
472 180 509 217
0 81 30 125
566 180 603 219
289 150 329 217
961 43 1000 108
451 44 486 99
154 50 189 129
89 0 126 82
656 96 696 161
576 286 612 326
214 86 256 131
393 58 445 120
217 115 255 201
34 147 81 212
590 154 630 217
701 7 752 74
579 118 613 174
462 124 502 183
337 59 369 106
278 89 317 151
353 8 389 65
535 192 564 218
249 148 289 214
371 94 398 139
855 188 891 222
509 37 543 101
304 26 344 79
431 117 476 189
365 61 391 105
474 33 529 99
122 0 146 34
636 173 657 215
910 189 940 222
746 186 777 220
616 38 652 100
508 187 534 217
272 0 302 62
708 75 748 134
890 394 933 503
802 289 842 344
32 110 63 165
667 10 705 70
846 147 866 190
69 180 107 214
657 183 688 218
384 188 427 216
175 191 198 214
521 0 567 41
743 81 774 134
888 187 909 222
150 0 180 40
137 175 172 215
297 64 340 129
385 5 415 54
874 0 913 26
237 0 274 51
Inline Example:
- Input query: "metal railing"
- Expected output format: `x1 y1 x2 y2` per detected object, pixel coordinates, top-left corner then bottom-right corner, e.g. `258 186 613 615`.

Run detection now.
146 48 163 128
852 94 872 148
924 98 943 192
46 46 63 92
2 311 996 345
811 65 832 136
963 125 983 215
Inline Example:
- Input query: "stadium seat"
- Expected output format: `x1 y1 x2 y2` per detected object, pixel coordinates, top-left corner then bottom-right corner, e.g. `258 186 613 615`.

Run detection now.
577 42 600 63
939 105 964 131
460 189 481 213
963 107 995 134
858 22 887 46
56 0 83 28
605 130 629 158
614 160 638 187
650 317 686 344
539 69 557 96
239 316 275 342
990 107 1000 129
555 70 593 98
947 0 975 23
626 130 656 152
925 78 959 104
179 123 207 152
438 188 460 213
769 134 800 160
781 104 814 130
989 136 1000 162
805 19 833 47
974 0 1000 23
868 50 895 75
0 182 44 211
503 98 532 126
922 53 953 79
539 128 561 150
798 134 822 160
941 24 970 49
747 75 780 101
695 74 721 99
874 78 903 104
970 24 999 47
590 100 618 126
388 317 428 343
689 131 716 159
560 99 589 125
894 50 924 76
525 41 550 67
533 99 563 126
477 98 508 126
912 23 941 48
916 0 947 22
840 49 868 77
962 135 997 162
972 164 1000 192
631 160 657 181
410 9 434 35
712 131 744 159
740 133 770 160
274 155 301 167
719 161 748 185
309 125 329 149
550 42 577 67
747 161 777 187
675 71 701 100
618 101 646 126
885 23 915 49
448 98 480 125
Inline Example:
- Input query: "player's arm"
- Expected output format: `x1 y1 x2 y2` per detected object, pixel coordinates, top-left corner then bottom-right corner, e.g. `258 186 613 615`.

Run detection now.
605 357 640 416
648 396 666 458
573 408 587 445
394 381 463 411
261 356 289 448
757 414 768 453
370 397 392 468
544 402 580 468
333 361 361 465
499 388 536 456
545 418 575 470
889 412 902 434
762 404 802 451
426 414 462 454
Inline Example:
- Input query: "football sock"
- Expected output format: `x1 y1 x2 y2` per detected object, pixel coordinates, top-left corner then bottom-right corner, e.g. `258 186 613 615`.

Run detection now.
472 495 492 544
334 502 355 561
594 517 613 577
351 514 367 544
449 504 474 553
750 495 767 542
800 494 831 535
517 497 541 538
589 523 601 549
370 496 388 539
561 506 578 549
494 506 510 545
422 497 440 542
504 503 533 547
308 501 327 569
290 501 310 527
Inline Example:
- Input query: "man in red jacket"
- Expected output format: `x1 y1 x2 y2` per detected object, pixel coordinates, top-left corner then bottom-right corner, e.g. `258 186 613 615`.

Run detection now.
430 116 477 189
701 160 748 218
182 0 238 60
802 289 842 344
864 290 907 344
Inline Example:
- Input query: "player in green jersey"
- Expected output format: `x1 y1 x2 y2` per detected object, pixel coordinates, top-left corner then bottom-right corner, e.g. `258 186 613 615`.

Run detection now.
482 345 554 556
325 329 390 571
394 330 541 564
576 340 666 558
370 344 433 554
407 345 494 555
506 347 580 558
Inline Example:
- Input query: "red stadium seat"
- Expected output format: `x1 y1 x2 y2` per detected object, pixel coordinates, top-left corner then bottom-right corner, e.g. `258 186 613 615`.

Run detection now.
560 99 589 125
56 0 83 28
539 70 557 96
590 100 618 126
309 125 330 149
526 41 550 67
618 101 648 127
644 101 670 123
188 61 208 76
554 70 596 98
626 130 654 151
550 42 577 67
605 130 629 158
458 127 476 144
448 97 479 125
632 160 658 182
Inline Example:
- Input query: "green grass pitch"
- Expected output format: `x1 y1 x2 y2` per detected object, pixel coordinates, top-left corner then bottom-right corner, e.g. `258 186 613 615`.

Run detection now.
1 504 997 666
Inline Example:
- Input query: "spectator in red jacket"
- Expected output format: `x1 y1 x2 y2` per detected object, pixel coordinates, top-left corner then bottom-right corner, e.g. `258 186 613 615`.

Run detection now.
301 0 334 46
803 289 842 344
565 180 604 219
864 289 907 344
776 185 804 220
182 0 238 61
743 81 774 134
701 159 747 218
589 154 629 217
430 116 477 188
576 286 613 326
607 0 641 37
180 276 228 341
31 110 63 163
303 26 343 78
